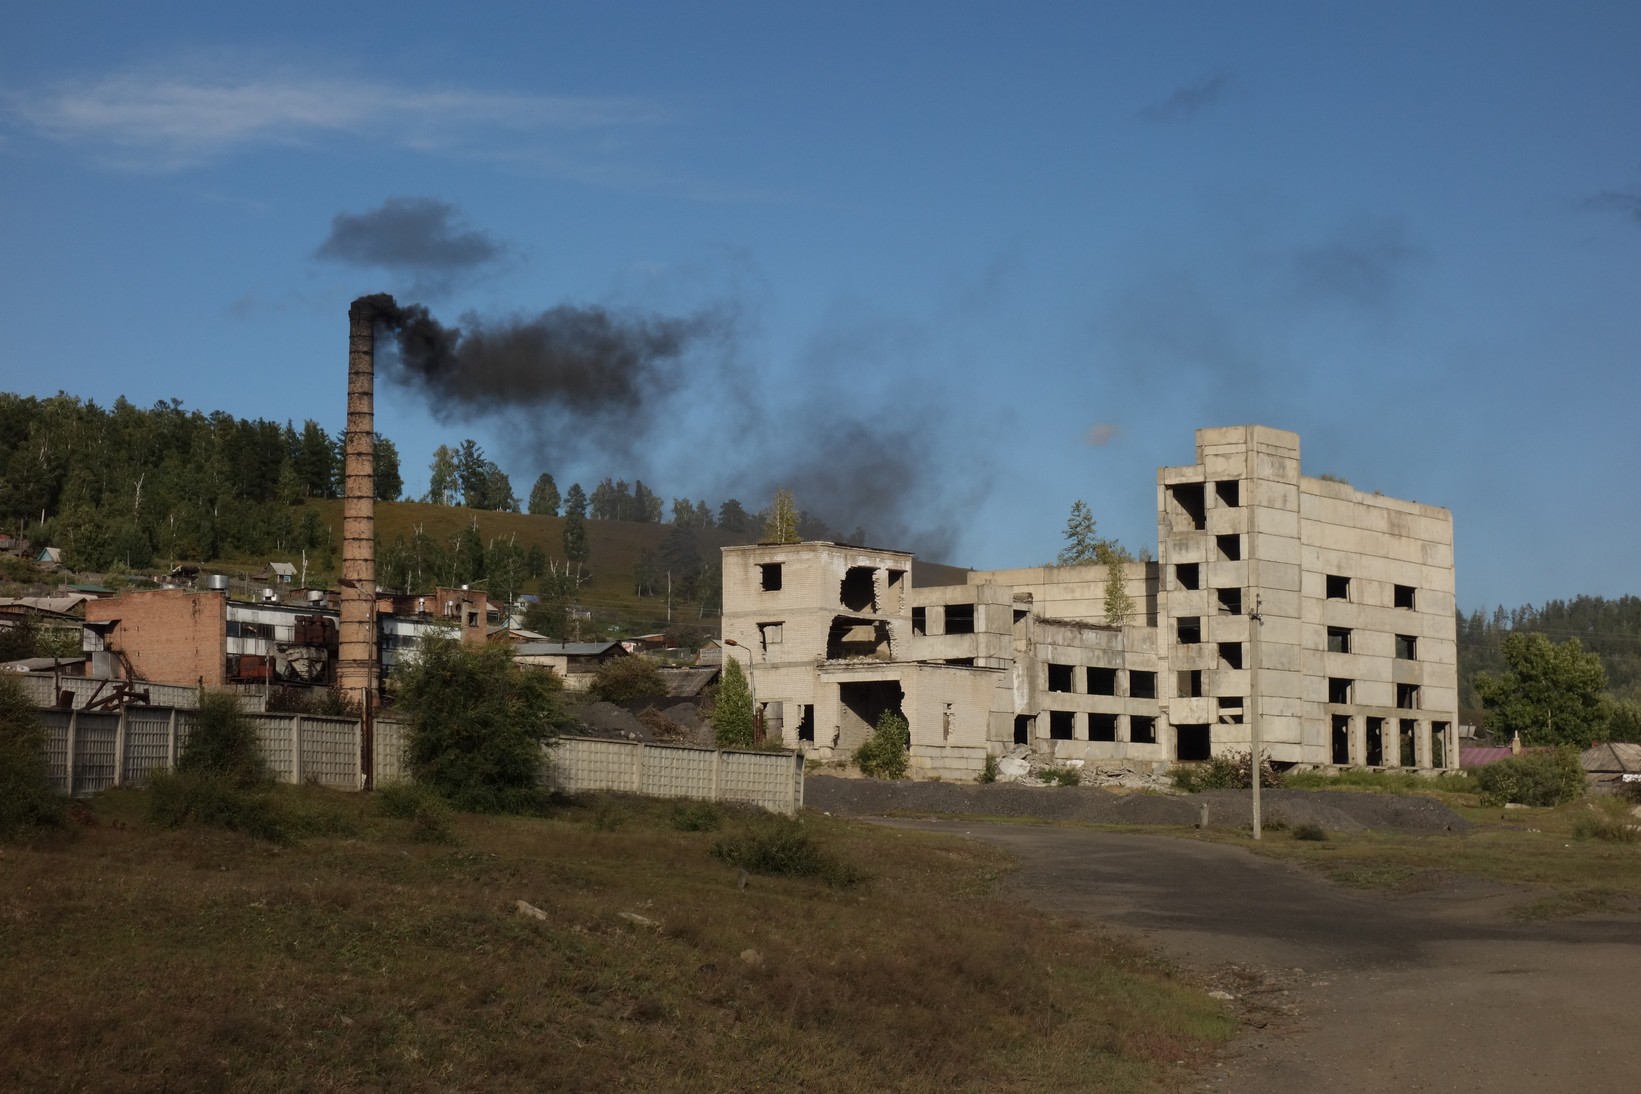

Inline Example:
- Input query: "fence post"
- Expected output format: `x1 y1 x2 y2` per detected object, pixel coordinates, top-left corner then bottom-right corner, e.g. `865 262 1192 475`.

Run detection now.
64 708 79 795
290 716 303 785
114 707 128 787
633 741 645 794
711 749 722 803
166 708 178 770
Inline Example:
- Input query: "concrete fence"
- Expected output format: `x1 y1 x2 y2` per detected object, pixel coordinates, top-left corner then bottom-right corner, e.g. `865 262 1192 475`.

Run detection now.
37 706 804 814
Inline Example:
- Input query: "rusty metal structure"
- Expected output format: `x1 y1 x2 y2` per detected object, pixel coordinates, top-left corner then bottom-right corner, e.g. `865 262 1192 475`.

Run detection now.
336 295 383 704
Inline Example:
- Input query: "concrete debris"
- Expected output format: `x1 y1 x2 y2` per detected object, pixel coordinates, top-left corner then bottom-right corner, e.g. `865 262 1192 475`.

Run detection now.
619 911 660 929
515 900 549 921
991 746 1176 791
739 948 763 966
1208 990 1235 1001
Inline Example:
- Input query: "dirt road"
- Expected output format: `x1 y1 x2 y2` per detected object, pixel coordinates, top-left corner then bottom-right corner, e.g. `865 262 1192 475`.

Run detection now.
883 820 1641 1093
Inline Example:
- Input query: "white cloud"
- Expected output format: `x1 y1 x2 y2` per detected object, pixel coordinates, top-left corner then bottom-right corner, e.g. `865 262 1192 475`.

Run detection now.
4 68 664 170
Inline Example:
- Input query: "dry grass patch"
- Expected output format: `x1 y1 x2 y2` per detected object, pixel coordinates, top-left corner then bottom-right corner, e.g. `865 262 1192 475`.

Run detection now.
1 789 1233 1092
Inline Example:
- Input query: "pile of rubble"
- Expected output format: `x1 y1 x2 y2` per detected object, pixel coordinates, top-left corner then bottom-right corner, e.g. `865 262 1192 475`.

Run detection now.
992 746 1177 792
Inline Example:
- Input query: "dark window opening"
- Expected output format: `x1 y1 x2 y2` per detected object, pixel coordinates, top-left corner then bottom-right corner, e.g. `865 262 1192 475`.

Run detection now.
1331 714 1351 765
1049 710 1076 740
797 704 815 743
1366 717 1384 766
1169 482 1207 530
1396 683 1420 710
1131 715 1157 744
1175 563 1200 590
839 680 904 751
1432 722 1449 768
1216 534 1241 561
1215 479 1241 507
1217 696 1245 724
1130 670 1157 699
1216 587 1242 615
944 657 975 666
1218 642 1243 670
885 569 905 612
826 616 892 660
759 563 783 591
1089 713 1118 741
1400 719 1417 766
1328 677 1353 704
945 603 976 635
840 567 877 612
1046 664 1074 693
1394 584 1416 610
1326 574 1350 600
911 606 926 636
1176 724 1211 762
1088 666 1118 695
1176 616 1201 644
1395 633 1417 660
1014 715 1033 745
1178 669 1203 698
1327 626 1352 654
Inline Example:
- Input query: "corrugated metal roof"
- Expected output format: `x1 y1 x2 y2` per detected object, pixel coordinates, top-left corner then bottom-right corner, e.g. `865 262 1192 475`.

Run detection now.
1580 742 1641 774
1459 746 1516 768
514 641 623 657
661 667 719 698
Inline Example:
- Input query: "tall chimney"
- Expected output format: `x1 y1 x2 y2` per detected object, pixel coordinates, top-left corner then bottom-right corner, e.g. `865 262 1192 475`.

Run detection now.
337 295 383 702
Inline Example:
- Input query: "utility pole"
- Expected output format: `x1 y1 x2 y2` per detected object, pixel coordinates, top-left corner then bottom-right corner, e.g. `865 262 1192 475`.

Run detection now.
1249 594 1264 841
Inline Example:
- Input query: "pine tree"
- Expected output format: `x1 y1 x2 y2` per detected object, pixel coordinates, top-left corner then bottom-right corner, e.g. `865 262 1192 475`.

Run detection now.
1058 500 1101 565
426 446 459 505
564 483 588 518
562 511 590 565
527 473 560 516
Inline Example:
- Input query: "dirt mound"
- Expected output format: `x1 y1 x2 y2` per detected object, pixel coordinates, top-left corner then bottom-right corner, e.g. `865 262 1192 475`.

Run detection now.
804 776 1469 834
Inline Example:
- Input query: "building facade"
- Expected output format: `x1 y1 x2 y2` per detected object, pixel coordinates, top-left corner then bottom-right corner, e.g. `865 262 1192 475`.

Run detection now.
721 425 1458 778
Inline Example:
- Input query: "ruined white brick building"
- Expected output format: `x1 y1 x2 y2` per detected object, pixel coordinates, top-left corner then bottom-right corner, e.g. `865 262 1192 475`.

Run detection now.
721 425 1458 779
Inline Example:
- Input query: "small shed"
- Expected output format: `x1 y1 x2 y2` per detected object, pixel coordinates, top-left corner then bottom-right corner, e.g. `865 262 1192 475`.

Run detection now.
37 546 63 569
265 561 297 584
1579 742 1641 794
514 640 627 690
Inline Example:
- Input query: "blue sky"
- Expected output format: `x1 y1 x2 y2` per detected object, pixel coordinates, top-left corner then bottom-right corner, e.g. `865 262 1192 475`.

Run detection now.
3 1 1636 611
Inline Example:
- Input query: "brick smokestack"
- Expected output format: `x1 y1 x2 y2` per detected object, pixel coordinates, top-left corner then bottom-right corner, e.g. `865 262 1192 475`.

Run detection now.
337 295 384 702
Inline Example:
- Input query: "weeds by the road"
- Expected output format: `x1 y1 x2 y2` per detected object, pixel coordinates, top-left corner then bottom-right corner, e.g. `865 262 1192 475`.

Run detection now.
0 786 1235 1092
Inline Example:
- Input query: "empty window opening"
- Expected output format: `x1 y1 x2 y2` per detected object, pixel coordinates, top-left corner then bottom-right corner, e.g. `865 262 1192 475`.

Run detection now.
1013 715 1033 745
1218 642 1243 670
1046 664 1074 693
1088 667 1118 695
827 616 892 660
1131 715 1157 744
1216 587 1242 615
1049 710 1077 740
1395 633 1418 660
885 569 906 612
1366 717 1384 766
1177 616 1202 644
1331 714 1351 765
757 622 783 652
1178 669 1204 698
1176 724 1211 762
1399 720 1417 767
1432 722 1449 768
1328 677 1353 704
1394 584 1416 610
1396 683 1420 710
759 563 783 591
797 704 815 743
1216 534 1241 561
911 606 926 636
840 567 877 612
1327 626 1352 654
1215 479 1241 507
944 657 975 666
1175 563 1201 590
1089 713 1118 741
838 680 904 751
944 603 976 635
1217 696 1245 724
1169 482 1207 530
1326 574 1351 600
1130 670 1157 699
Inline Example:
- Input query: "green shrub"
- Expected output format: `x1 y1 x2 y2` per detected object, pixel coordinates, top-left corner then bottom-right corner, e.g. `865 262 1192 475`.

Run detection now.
1174 751 1284 792
1570 797 1638 844
376 780 458 844
670 800 726 832
0 675 65 839
178 691 269 789
146 769 293 843
1474 748 1585 807
1039 765 1082 787
710 818 866 887
588 656 668 702
711 658 756 749
1293 824 1328 842
853 710 910 779
978 753 1000 784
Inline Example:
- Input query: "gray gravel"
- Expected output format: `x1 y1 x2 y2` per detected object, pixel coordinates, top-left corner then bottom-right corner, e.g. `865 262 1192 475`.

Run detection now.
803 776 1469 834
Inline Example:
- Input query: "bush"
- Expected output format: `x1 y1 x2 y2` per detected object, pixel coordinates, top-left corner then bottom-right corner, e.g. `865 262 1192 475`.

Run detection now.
146 769 293 843
375 779 458 844
853 710 910 779
1039 765 1082 787
711 658 756 749
589 656 667 702
710 818 866 887
1293 823 1328 842
0 675 65 839
179 691 269 788
1474 749 1585 807
670 800 726 832
1570 797 1637 843
1174 751 1285 792
978 753 1000 784
391 635 571 814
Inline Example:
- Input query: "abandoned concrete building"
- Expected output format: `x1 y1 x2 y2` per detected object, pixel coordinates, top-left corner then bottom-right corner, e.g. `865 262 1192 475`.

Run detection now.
721 425 1458 780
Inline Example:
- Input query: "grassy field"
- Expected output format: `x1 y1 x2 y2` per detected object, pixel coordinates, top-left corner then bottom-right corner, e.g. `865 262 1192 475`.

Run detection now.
0 789 1235 1092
